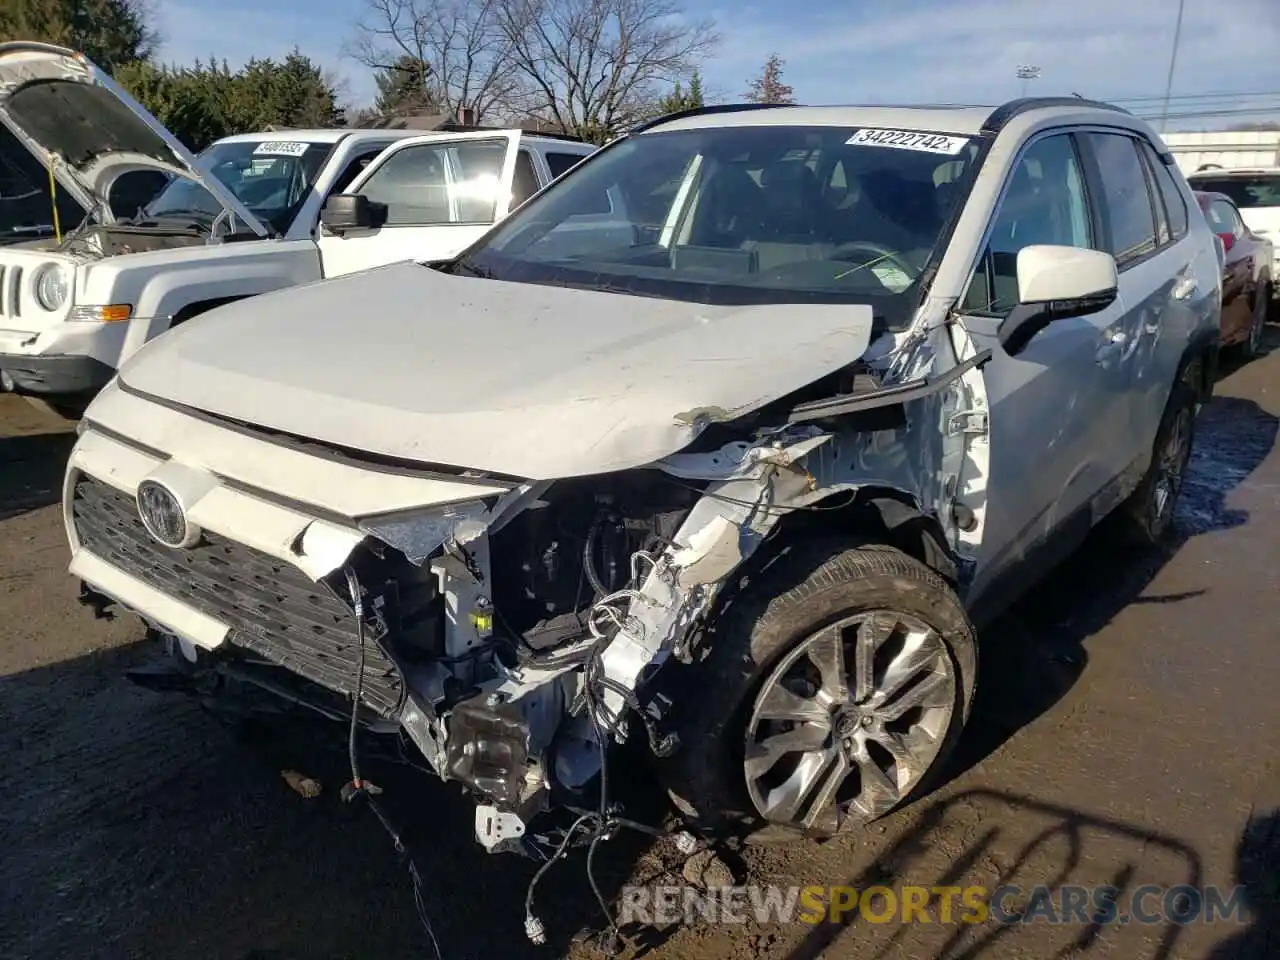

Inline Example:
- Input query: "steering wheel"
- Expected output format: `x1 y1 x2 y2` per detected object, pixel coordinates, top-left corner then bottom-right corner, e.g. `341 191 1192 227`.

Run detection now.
831 241 920 282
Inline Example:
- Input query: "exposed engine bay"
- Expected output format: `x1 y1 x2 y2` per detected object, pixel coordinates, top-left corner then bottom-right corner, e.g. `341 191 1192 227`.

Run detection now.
58 222 213 258
332 469 709 851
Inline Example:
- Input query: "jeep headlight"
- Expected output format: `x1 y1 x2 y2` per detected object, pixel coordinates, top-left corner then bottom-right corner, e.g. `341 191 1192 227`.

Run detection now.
33 263 70 312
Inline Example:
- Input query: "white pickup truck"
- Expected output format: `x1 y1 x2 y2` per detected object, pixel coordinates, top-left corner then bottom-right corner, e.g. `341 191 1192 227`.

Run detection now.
0 42 595 415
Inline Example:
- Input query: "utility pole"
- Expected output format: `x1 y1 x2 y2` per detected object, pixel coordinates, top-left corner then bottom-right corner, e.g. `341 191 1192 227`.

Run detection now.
1159 0 1187 133
1016 64 1041 99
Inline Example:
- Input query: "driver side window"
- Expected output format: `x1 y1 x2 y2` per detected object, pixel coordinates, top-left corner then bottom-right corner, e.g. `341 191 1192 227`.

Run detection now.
962 134 1092 317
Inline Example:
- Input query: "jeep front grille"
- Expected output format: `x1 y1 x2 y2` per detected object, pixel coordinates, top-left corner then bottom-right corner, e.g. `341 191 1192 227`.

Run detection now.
71 475 406 718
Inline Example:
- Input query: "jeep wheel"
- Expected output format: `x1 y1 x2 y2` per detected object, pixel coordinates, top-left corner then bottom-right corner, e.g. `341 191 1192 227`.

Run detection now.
659 540 976 841
1120 380 1196 545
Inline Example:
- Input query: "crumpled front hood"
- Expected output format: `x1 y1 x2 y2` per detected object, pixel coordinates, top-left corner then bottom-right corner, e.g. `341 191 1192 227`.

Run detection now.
0 42 267 236
117 264 875 479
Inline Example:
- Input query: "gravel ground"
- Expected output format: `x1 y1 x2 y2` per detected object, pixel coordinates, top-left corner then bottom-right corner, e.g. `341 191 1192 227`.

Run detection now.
1 333 1277 960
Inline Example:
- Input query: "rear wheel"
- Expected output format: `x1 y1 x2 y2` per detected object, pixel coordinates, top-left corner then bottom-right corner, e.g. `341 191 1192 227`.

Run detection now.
658 539 976 841
1236 284 1268 361
1119 380 1196 545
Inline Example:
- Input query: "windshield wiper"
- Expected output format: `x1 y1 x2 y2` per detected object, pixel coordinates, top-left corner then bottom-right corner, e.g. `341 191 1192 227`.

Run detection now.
447 259 494 278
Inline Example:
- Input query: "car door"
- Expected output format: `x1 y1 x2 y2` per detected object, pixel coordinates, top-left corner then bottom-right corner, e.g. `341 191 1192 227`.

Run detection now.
316 131 520 278
1205 197 1254 341
1080 132 1201 478
1131 138 1206 441
956 130 1129 599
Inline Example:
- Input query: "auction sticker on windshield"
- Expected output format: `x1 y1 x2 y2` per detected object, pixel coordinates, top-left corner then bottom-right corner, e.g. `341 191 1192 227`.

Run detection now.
253 141 310 157
847 129 969 155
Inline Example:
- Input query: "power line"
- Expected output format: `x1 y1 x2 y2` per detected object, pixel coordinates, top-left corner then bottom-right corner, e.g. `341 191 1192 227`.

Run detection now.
1136 107 1280 122
1108 89 1280 104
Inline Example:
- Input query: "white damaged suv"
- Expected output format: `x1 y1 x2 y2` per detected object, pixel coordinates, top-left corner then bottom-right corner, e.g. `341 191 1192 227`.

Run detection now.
65 100 1220 853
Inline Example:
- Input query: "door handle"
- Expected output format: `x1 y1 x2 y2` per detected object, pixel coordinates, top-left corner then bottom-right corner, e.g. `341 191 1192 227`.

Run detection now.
1173 276 1198 301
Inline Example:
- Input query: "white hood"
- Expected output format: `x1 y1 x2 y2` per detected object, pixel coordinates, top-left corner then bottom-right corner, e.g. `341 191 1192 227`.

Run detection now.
117 264 875 479
0 42 268 236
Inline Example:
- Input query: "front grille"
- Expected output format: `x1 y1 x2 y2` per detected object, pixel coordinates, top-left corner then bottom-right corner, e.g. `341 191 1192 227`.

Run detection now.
72 475 406 718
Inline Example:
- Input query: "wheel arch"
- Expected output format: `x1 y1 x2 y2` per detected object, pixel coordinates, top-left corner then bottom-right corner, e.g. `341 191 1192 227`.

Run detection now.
743 484 961 588
1179 325 1219 404
170 295 250 327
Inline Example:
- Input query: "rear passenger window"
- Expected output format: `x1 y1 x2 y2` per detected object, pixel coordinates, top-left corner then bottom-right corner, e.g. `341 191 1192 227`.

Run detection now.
1141 141 1189 242
1083 133 1157 267
1209 199 1244 238
546 152 585 179
962 134 1091 316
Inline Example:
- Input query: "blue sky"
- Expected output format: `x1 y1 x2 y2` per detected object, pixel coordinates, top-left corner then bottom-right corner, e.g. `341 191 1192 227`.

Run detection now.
154 0 1280 128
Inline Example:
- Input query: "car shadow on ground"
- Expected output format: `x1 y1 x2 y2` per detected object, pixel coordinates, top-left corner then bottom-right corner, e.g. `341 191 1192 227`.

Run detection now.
777 789 1277 960
1202 808 1280 960
0 429 75 522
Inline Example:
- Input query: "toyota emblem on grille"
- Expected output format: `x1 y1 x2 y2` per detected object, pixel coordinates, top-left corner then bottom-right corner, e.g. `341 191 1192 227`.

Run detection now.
136 479 199 548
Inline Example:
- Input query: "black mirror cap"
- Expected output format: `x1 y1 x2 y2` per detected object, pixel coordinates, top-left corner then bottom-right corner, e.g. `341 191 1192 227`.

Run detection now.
998 287 1118 358
320 194 385 233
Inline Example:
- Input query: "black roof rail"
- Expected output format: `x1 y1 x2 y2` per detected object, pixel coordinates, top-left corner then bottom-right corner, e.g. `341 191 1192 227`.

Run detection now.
981 97 1131 135
631 102 801 135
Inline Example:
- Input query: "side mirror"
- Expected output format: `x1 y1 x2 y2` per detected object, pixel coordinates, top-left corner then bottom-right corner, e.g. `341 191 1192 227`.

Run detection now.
320 194 385 234
998 245 1119 357
1215 231 1236 253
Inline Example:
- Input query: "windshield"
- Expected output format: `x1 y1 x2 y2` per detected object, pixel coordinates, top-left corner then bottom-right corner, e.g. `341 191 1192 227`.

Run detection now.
143 139 334 234
454 124 981 329
1188 174 1280 210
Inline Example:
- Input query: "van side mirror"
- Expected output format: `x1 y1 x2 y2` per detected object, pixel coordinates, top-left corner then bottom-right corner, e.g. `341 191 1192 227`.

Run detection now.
320 194 386 234
998 245 1119 357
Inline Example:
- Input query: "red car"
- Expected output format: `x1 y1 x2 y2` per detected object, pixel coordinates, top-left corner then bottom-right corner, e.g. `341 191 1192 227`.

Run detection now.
1195 190 1273 359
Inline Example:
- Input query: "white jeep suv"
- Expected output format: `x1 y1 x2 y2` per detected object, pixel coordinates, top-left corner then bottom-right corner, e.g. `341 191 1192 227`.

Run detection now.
64 99 1220 858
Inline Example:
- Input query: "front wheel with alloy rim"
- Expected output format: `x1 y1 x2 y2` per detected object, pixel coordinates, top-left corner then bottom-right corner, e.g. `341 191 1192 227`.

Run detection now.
657 540 976 842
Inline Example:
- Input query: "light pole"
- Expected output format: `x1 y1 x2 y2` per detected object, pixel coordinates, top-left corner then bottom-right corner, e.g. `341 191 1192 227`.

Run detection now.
1159 0 1187 132
1016 64 1041 99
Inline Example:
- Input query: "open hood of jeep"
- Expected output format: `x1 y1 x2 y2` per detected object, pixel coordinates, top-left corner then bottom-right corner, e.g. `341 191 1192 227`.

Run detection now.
116 263 876 479
0 42 268 236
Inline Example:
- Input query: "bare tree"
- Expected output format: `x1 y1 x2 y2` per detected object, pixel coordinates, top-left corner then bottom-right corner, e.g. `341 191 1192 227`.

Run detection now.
499 0 719 141
350 0 526 122
743 53 795 105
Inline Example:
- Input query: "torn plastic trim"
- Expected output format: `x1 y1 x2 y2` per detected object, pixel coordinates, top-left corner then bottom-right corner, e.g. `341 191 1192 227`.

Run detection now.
590 456 819 726
788 348 992 423
356 480 551 565
358 501 491 565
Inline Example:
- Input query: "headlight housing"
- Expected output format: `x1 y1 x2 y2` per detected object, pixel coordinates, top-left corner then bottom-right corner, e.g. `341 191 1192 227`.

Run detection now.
33 263 71 312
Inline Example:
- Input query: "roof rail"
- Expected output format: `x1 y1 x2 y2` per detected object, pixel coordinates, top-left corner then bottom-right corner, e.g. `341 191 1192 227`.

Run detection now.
631 102 800 135
981 97 1131 135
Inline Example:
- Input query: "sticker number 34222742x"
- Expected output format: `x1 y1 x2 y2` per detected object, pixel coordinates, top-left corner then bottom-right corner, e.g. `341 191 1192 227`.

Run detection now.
846 129 969 155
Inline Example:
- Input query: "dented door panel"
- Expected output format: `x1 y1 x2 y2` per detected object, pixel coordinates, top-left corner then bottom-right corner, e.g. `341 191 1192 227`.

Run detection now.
960 305 1121 604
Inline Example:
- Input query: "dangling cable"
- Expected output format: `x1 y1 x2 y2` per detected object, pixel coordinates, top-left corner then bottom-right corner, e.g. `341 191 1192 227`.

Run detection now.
341 564 444 960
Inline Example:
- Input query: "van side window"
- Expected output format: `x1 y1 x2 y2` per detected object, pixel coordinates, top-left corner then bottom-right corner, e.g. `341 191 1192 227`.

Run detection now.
962 134 1091 316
